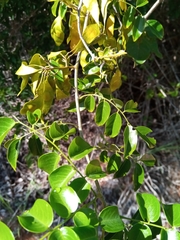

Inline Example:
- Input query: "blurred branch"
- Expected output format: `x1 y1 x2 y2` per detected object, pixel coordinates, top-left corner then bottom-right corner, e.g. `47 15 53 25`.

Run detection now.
144 0 164 19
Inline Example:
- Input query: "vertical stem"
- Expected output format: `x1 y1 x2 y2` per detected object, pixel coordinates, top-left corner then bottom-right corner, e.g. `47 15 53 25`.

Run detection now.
74 52 83 137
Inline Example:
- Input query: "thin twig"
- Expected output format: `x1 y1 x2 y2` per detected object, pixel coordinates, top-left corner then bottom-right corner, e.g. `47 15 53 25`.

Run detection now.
144 0 163 19
77 0 95 60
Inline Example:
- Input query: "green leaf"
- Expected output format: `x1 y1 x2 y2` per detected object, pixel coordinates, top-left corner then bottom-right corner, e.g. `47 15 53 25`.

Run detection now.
162 203 180 227
0 117 16 145
100 150 109 162
136 193 160 222
50 186 79 218
73 226 98 240
84 96 96 112
74 208 99 227
133 163 144 191
126 35 150 64
128 223 152 240
51 0 59 17
112 98 123 109
27 109 42 125
124 100 139 113
0 221 15 240
123 6 136 29
140 154 156 166
99 206 124 233
73 211 90 227
49 165 76 189
28 135 43 156
86 159 107 179
69 177 91 203
107 153 121 174
114 159 131 178
132 16 146 42
59 2 67 19
136 0 149 8
95 101 111 126
18 199 53 233
160 229 180 240
49 122 64 140
124 125 138 159
49 227 80 240
146 19 164 40
131 210 162 239
105 112 122 138
135 126 156 148
38 152 60 174
7 139 21 170
68 136 94 160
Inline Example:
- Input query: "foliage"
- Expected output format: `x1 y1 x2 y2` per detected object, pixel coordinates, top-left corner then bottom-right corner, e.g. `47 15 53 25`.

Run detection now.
0 0 179 239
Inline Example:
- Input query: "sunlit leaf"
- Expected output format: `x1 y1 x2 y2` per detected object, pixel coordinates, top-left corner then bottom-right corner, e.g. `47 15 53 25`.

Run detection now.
7 138 21 170
136 0 149 8
68 136 94 160
83 0 99 24
106 14 115 37
132 16 146 42
51 16 65 46
99 206 124 233
160 228 180 240
18 199 53 233
163 203 180 227
84 96 96 112
136 193 160 222
20 79 55 115
0 221 15 240
49 227 80 240
105 112 122 138
140 154 156 166
119 0 127 11
101 0 111 26
107 153 121 173
50 186 79 218
86 159 106 179
70 178 91 203
135 126 156 148
124 100 139 113
49 165 76 189
124 125 138 159
123 5 136 29
95 101 111 126
146 19 164 40
16 62 40 76
0 117 15 145
38 152 60 174
109 69 122 92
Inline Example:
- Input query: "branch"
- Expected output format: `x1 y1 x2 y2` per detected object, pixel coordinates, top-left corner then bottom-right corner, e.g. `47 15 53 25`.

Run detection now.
143 0 163 19
77 0 95 60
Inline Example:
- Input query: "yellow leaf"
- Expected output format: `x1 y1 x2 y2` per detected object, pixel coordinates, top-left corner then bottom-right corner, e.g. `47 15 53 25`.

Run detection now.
51 16 64 46
110 69 122 92
74 23 100 53
20 79 55 115
16 62 40 76
83 0 99 24
80 50 89 67
56 78 71 99
119 0 127 11
83 23 100 44
101 0 112 26
106 15 115 37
